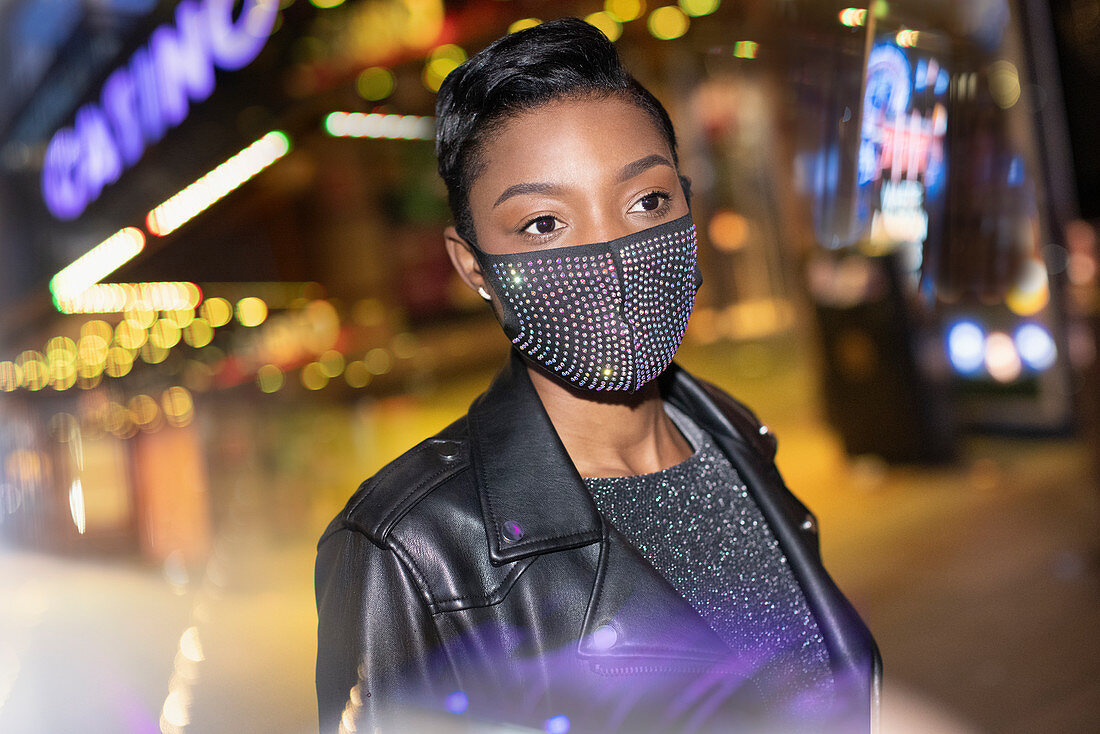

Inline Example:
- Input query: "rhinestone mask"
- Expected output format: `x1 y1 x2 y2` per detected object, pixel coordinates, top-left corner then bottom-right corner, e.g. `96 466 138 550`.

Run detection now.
472 212 700 392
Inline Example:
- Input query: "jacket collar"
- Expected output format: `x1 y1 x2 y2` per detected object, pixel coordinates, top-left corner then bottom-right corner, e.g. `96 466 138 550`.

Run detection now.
467 349 742 565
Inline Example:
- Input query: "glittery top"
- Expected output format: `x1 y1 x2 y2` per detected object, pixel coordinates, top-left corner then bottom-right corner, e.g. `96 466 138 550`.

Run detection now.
583 403 835 715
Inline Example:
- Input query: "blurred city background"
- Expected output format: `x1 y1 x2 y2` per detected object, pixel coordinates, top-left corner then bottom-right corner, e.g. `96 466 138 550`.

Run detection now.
0 0 1098 732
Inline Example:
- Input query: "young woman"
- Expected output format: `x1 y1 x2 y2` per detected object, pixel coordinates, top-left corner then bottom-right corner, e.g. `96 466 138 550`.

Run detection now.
316 18 880 734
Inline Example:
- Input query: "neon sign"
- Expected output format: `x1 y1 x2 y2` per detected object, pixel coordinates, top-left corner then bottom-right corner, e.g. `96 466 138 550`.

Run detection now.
41 0 279 221
859 42 949 249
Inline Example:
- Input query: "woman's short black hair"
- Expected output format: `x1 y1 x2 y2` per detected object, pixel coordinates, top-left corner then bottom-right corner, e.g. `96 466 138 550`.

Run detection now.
435 17 679 242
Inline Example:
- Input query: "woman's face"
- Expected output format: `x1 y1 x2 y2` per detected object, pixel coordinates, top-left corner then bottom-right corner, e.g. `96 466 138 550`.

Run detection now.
464 95 688 256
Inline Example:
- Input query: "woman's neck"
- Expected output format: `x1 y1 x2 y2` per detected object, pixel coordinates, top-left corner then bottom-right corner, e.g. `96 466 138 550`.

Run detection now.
526 363 693 478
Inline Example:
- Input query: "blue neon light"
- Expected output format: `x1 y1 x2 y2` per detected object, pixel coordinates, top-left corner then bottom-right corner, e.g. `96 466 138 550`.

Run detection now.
947 320 986 375
41 0 278 220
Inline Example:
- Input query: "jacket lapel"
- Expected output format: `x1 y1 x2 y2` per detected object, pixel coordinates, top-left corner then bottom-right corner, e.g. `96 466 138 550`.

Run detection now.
467 349 602 566
576 522 739 667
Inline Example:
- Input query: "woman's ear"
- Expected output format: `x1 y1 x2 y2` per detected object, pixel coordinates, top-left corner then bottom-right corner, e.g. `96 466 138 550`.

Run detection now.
444 226 490 298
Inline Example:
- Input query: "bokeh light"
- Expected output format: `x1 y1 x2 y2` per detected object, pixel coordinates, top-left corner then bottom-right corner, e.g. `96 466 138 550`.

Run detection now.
69 479 86 533
301 362 329 390
81 319 113 341
733 40 758 59
443 690 468 714
1005 259 1050 316
236 297 269 327
105 347 135 378
585 11 623 41
162 386 195 428
165 309 195 329
183 318 214 348
200 297 233 327
679 0 720 17
46 336 76 361
947 320 985 375
422 44 467 92
302 300 341 353
364 348 392 375
49 359 77 391
544 713 571 734
648 6 689 39
125 307 157 329
896 29 920 48
1014 323 1057 371
55 281 199 314
0 361 21 391
309 0 345 9
324 112 434 140
344 360 371 388
257 364 285 393
17 351 48 391
319 350 346 378
115 321 148 351
150 319 183 349
508 17 541 34
839 8 868 27
140 341 170 364
49 227 145 302
46 338 78 391
146 131 291 237
391 332 419 360
989 60 1021 109
606 0 644 22
356 67 395 100
130 394 164 432
708 210 750 252
77 334 109 378
180 627 204 663
985 331 1022 383
161 688 190 728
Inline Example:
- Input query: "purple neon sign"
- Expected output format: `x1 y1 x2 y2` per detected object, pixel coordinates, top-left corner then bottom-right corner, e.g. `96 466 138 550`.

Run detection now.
42 0 279 220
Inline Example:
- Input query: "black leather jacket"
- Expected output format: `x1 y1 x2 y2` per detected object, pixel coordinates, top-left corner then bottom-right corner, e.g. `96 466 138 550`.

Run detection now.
316 350 882 733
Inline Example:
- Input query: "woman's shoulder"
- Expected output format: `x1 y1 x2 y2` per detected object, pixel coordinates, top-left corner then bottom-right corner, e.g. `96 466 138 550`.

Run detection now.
317 415 475 551
316 412 531 614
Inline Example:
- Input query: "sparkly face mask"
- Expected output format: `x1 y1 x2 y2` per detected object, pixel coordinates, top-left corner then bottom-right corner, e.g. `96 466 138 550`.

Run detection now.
471 212 700 392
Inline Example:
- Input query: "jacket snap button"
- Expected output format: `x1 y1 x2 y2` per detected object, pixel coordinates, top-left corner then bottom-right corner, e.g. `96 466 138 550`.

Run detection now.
501 520 524 542
801 515 817 533
431 439 461 461
591 624 617 650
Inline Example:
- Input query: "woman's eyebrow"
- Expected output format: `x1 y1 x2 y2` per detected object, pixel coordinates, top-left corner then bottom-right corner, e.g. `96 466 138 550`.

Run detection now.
493 182 562 208
492 155 674 208
616 154 674 183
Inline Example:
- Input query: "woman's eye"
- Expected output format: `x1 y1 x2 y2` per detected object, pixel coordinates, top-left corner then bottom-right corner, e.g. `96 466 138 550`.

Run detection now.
631 192 668 213
523 216 561 235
